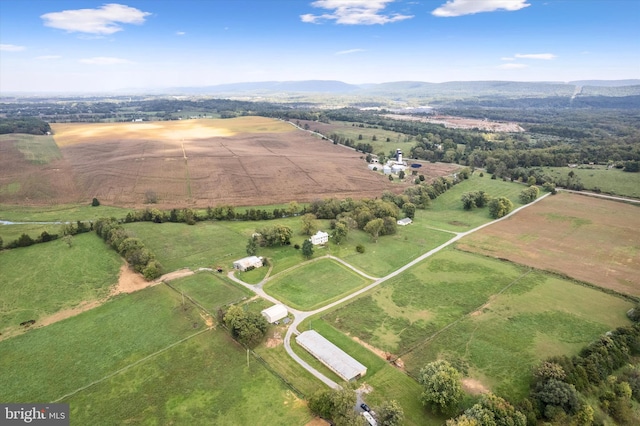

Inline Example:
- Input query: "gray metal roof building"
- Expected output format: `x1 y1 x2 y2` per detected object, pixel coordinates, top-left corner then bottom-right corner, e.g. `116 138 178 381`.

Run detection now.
296 330 367 382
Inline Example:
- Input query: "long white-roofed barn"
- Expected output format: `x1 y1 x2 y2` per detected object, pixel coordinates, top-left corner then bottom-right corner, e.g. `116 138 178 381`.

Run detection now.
296 330 367 381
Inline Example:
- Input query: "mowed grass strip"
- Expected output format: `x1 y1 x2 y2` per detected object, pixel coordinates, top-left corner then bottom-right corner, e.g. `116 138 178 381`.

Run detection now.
65 329 312 426
169 272 252 311
401 272 634 400
0 285 204 403
324 249 527 355
0 233 122 333
264 258 373 310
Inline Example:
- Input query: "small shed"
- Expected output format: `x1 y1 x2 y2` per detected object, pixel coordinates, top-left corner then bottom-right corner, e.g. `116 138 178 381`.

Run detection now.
310 231 329 245
296 330 367 381
397 217 412 226
232 256 263 271
261 304 288 323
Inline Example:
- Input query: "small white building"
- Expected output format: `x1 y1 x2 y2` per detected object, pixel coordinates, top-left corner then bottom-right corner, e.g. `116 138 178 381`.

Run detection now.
397 217 413 226
261 304 288 323
232 256 263 271
310 231 329 245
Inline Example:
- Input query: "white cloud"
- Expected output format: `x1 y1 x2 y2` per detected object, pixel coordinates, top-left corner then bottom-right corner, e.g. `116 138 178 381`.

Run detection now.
336 48 365 55
36 55 62 60
498 63 528 69
301 0 413 25
432 0 530 17
79 57 131 65
1 44 26 52
41 4 150 35
176 31 186 36
515 53 556 60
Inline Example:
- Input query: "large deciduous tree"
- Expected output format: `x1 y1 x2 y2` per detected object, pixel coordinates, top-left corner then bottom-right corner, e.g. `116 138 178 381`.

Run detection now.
418 360 464 414
376 400 405 426
488 197 514 219
364 218 384 242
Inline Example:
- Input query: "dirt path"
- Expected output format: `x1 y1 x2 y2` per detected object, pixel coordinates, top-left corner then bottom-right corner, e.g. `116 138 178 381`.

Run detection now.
30 266 194 332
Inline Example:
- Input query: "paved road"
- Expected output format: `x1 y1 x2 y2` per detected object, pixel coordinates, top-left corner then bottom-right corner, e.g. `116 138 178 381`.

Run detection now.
229 192 553 389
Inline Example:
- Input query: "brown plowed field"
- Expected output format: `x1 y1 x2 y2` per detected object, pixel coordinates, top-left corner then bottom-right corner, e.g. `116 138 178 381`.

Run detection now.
14 116 450 208
457 192 640 296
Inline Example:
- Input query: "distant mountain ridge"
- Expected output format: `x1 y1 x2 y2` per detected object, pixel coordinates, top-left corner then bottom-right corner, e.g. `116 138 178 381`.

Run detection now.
167 79 640 99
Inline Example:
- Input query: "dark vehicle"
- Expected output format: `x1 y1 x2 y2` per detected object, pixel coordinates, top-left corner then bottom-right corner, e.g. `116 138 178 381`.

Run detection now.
360 403 371 412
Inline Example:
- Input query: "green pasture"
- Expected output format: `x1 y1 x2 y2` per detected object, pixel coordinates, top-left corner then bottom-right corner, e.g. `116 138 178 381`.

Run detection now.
65 329 312 425
324 249 528 355
0 202 130 222
328 224 454 277
401 271 633 400
0 285 204 403
0 134 62 164
254 343 324 397
416 174 527 231
124 221 247 271
264 258 373 310
169 272 251 312
125 217 314 275
0 233 122 334
540 166 640 198
0 222 66 244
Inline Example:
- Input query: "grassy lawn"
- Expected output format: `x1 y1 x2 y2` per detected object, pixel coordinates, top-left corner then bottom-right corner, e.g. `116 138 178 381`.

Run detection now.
169 271 252 312
0 285 204 403
540 166 640 198
417 174 527 232
65 329 312 425
329 225 454 277
264 258 373 310
401 272 633 400
0 233 122 334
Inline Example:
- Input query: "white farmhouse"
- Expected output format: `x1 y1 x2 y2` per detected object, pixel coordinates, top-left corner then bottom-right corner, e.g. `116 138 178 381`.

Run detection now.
232 256 263 271
261 304 288 323
309 231 329 245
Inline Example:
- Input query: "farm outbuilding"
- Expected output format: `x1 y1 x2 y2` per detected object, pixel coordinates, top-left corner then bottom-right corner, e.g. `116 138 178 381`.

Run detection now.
261 304 288 323
296 330 367 381
397 217 412 226
232 256 263 271
310 231 329 245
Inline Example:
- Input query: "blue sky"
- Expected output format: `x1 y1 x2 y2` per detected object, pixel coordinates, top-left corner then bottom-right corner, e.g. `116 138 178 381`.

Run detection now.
1 0 638 92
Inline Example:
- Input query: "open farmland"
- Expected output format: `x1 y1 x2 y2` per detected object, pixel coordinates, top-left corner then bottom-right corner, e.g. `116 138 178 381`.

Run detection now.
0 134 82 204
41 117 414 208
457 192 640 296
